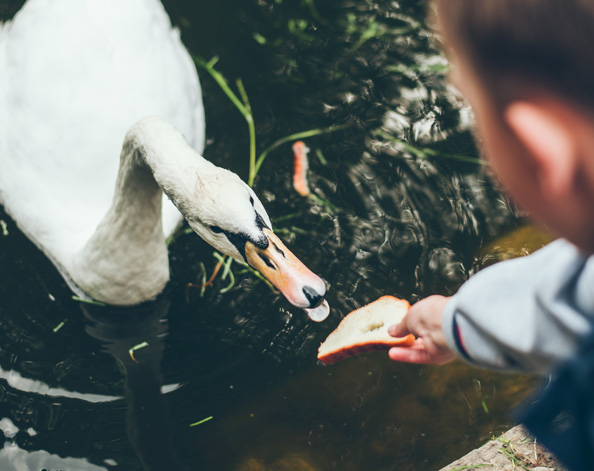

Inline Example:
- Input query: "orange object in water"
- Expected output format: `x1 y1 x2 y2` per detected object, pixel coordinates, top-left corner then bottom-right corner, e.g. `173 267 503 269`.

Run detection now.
292 140 311 197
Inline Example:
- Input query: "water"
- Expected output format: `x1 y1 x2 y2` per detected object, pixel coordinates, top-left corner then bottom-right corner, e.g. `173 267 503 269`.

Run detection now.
0 0 540 470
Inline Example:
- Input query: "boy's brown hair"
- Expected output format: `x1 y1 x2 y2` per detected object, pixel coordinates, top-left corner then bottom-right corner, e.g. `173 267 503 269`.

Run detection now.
432 0 594 111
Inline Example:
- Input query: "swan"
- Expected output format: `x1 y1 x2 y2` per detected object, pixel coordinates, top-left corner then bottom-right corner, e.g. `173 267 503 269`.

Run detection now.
0 0 329 319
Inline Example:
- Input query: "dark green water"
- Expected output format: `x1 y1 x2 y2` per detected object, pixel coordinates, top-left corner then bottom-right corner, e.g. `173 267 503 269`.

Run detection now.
0 1 538 470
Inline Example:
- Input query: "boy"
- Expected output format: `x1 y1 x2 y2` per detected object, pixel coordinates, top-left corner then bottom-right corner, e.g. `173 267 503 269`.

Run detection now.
387 1 594 469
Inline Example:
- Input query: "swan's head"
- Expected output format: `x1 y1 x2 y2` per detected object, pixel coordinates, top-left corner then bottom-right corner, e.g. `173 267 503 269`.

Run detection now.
181 167 328 320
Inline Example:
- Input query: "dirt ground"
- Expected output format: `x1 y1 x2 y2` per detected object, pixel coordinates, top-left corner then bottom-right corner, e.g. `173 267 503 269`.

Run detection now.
438 425 567 471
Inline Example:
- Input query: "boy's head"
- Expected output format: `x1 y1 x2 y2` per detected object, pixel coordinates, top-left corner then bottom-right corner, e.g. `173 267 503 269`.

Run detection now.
432 0 594 253
433 0 594 112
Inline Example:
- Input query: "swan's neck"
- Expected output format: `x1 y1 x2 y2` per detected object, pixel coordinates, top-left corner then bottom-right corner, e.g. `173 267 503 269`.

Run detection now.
69 117 208 305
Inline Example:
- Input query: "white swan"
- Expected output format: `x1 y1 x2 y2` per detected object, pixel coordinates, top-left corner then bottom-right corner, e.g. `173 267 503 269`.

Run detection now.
0 0 329 319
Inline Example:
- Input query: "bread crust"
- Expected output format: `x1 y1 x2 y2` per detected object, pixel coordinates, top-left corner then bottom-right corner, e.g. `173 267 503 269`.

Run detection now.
317 296 415 364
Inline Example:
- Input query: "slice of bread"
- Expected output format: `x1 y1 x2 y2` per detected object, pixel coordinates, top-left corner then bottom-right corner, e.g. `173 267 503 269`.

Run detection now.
317 295 415 364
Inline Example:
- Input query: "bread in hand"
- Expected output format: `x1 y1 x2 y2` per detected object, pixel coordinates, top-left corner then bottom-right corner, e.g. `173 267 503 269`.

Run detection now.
317 295 415 364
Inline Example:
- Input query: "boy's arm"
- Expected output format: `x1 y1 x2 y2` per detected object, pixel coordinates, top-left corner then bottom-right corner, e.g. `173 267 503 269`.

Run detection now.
391 239 594 373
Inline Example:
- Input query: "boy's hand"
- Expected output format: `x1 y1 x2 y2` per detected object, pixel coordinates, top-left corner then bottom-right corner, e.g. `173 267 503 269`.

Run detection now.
388 295 456 365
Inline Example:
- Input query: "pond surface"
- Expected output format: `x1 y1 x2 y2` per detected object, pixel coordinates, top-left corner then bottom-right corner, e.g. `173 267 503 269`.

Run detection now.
0 0 542 470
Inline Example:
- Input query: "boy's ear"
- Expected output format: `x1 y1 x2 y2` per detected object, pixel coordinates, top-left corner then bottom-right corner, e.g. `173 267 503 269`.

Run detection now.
504 101 577 199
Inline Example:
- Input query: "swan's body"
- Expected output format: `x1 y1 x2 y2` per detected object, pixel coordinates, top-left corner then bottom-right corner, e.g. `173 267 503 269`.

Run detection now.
0 0 328 316
0 0 201 247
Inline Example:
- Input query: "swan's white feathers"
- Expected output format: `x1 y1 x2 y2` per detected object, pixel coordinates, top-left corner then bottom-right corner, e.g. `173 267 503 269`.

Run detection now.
0 0 205 264
126 117 271 262
185 169 269 259
61 115 271 304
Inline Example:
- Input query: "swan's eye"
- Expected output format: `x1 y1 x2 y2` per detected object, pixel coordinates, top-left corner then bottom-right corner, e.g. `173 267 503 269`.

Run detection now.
210 225 224 234
249 195 254 206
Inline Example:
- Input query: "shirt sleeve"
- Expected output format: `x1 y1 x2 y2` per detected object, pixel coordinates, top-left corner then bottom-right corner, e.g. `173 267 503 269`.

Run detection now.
441 239 594 374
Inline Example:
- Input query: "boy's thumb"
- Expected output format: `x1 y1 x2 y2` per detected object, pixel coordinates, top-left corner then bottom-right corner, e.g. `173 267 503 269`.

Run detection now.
388 320 409 338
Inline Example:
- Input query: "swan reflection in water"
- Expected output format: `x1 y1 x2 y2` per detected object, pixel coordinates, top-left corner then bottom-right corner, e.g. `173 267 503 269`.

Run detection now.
82 298 190 471
0 296 193 471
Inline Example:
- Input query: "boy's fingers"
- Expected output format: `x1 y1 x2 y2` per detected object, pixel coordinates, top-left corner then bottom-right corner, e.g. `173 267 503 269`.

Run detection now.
388 322 407 337
389 339 456 365
388 344 433 364
388 320 409 338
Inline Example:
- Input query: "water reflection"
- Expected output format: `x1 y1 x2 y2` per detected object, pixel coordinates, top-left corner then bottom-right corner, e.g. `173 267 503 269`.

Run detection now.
0 368 121 404
0 438 108 471
83 298 188 471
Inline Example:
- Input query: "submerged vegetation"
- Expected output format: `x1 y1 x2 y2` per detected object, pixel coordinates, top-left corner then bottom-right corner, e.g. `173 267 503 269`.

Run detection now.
185 54 350 294
166 0 511 302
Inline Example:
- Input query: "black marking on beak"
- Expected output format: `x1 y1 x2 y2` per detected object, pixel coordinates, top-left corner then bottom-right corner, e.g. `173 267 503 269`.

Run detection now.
223 230 268 262
302 286 324 309
223 231 250 260
271 241 285 258
255 212 270 231
258 252 275 270
210 208 271 262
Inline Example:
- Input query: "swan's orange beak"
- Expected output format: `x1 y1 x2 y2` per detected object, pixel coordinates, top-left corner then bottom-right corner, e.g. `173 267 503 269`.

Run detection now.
245 228 329 321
